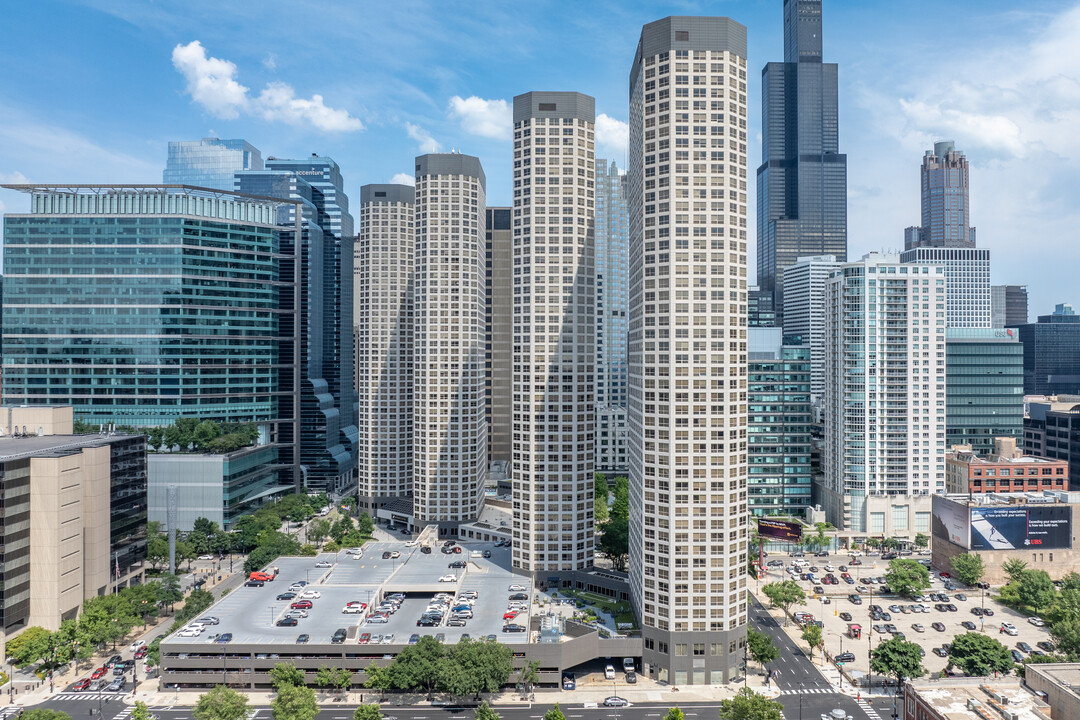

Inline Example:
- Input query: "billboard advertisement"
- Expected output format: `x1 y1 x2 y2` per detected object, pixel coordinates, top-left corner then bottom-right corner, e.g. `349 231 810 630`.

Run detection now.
969 506 1072 550
757 518 803 542
932 495 971 548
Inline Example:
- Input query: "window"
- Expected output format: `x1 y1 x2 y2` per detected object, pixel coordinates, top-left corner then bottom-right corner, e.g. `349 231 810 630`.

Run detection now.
675 31 690 41
539 103 557 112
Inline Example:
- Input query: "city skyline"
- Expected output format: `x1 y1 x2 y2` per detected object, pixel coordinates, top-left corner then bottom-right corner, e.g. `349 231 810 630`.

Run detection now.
0 0 1077 314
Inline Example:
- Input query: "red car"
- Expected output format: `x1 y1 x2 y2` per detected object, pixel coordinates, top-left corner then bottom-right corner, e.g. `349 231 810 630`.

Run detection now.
503 611 520 620
939 572 951 578
291 600 313 609
90 667 107 680
452 547 462 554
134 646 148 659
71 679 91 692
358 633 371 644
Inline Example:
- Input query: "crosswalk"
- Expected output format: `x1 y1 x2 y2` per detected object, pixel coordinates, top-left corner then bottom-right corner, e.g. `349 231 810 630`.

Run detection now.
780 687 838 695
113 706 134 720
51 692 124 701
856 698 883 720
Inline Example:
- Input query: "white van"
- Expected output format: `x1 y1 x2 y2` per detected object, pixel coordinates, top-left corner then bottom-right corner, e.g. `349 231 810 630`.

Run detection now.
470 550 483 559
792 559 810 568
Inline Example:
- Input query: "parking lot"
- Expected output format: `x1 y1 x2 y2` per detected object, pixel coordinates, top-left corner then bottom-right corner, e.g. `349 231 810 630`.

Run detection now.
758 550 1056 680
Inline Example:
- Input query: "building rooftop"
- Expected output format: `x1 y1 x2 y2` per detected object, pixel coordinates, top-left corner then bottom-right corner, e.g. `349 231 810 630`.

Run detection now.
908 678 1045 720
0 433 139 463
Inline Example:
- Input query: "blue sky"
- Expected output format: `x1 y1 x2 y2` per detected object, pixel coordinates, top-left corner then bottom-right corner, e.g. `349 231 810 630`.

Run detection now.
1 0 1078 315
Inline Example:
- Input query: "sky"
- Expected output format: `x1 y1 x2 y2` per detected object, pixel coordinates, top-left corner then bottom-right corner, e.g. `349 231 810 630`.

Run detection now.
1 0 1078 316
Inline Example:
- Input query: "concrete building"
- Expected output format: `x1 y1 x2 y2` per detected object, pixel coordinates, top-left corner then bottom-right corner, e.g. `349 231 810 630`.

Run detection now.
782 255 842 404
1018 304 1080 396
991 285 1028 328
0 407 147 643
510 92 596 578
945 328 1024 455
748 328 812 517
822 253 947 530
931 493 1079 584
904 142 976 249
1025 395 1080 491
356 184 415 516
485 207 513 466
595 159 630 474
163 137 263 191
1024 664 1080 720
945 438 1068 495
904 678 1045 720
628 15 750 685
757 0 848 320
901 245 990 329
412 154 488 531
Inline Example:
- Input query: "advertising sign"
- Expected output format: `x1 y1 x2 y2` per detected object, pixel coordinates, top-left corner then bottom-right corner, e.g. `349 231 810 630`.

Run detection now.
969 506 1072 550
932 495 972 548
757 518 804 542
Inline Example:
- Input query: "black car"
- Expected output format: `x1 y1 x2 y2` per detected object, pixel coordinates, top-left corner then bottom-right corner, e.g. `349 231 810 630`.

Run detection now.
982 608 994 616
1017 642 1032 653
509 593 529 601
421 546 432 554
245 580 264 587
1011 650 1024 663
502 624 527 633
954 593 967 601
483 550 492 558
296 634 310 644
277 592 296 601
976 581 991 589
932 647 948 657
625 671 637 684
971 607 983 616
881 613 892 621
277 617 298 627
815 551 830 557
382 551 392 560
834 652 856 664
449 561 467 569
105 655 123 668
417 616 440 627
1038 641 1055 652
947 604 958 612
215 633 233 644
848 595 862 605
331 628 347 644
961 621 976 630
839 612 852 621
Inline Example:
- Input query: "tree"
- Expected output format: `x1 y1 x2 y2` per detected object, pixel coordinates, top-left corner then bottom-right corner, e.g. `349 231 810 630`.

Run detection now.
761 580 806 621
448 637 513 697
593 473 610 525
870 637 926 688
354 706 382 720
951 554 986 587
1061 572 1080 593
801 624 823 661
611 477 629 520
157 574 183 613
664 709 685 720
5 626 52 667
948 632 1015 677
1017 569 1057 611
1049 618 1080 661
915 533 930 549
193 517 219 537
519 659 541 695
543 706 566 720
598 514 629 571
272 683 319 720
316 666 353 695
746 629 779 672
270 662 306 689
192 685 251 720
866 537 881 549
355 512 373 537
1002 558 1028 584
364 661 393 700
474 702 500 720
131 702 155 720
884 559 930 599
717 688 784 720
288 506 309 527
387 635 444 699
309 519 331 547
881 537 899 551
20 712 72 720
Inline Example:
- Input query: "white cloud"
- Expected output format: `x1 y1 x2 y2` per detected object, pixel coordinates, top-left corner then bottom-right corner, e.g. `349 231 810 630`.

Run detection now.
447 96 512 140
405 122 441 152
595 113 629 159
0 171 29 184
262 53 277 71
390 172 415 186
171 41 363 132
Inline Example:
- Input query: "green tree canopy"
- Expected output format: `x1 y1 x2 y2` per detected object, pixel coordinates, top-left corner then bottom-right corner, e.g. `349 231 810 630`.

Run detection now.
870 636 926 686
611 476 629 520
131 702 155 720
543 706 566 720
948 632 1015 677
761 581 806 619
746 629 779 670
21 711 72 720
1017 569 1057 610
357 513 374 537
1049 618 1080 660
192 685 251 720
951 554 985 587
354 705 382 720
598 514 629 571
1002 558 1028 584
915 533 929 548
272 682 319 720
5 626 53 667
593 473 610 525
718 688 785 720
387 635 446 698
269 662 306 690
884 559 930 599
664 709 685 720
801 624 823 660
474 702 501 720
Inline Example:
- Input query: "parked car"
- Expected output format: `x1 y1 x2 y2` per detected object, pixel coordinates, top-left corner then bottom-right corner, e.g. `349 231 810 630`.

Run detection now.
604 665 616 680
1011 650 1025 663
835 652 856 663
331 628 347 644
296 634 310 644
277 617 298 626
502 624 527 633
134 646 148 659
1038 641 1056 652
562 673 576 691
604 697 629 708
300 590 321 599
961 621 976 630
244 580 264 587
276 592 297 601
1018 642 1033 653
447 618 467 627
449 561 467 569
216 633 233 643
409 634 420 645
1002 622 1019 636
1029 617 1046 627
439 575 457 582
315 561 333 568
625 671 637 684
291 600 313 609
839 612 852 621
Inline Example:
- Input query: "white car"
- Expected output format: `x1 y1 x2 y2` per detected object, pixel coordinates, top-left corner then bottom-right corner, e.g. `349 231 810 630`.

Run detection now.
825 564 835 572
439 575 457 582
315 561 332 568
178 629 201 638
389 551 401 559
508 584 527 592
366 615 389 624
604 665 616 680
342 605 363 614
405 540 419 547
382 633 395 644
130 640 146 651
849 551 863 557
198 554 214 560
300 590 321 599
345 547 363 555
1001 622 1018 636
285 610 308 619
1029 617 1046 627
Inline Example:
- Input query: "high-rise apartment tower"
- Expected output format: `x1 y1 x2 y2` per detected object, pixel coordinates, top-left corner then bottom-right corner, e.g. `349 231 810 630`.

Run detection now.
628 16 750 685
485 207 513 465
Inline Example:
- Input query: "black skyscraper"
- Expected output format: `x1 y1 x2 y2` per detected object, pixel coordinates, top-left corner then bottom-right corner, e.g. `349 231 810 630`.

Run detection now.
757 0 847 320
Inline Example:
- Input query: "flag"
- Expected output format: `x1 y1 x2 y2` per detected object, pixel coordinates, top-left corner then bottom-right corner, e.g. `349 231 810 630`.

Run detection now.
115 555 121 579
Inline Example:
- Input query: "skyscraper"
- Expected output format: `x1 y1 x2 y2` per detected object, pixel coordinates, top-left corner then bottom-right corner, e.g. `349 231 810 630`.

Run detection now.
485 207 513 465
510 92 596 577
412 154 488 529
356 185 414 516
945 329 1023 456
595 159 629 474
900 142 990 329
628 16 750 685
757 0 847 319
1018 304 1080 396
163 138 263 190
822 254 947 530
782 255 841 404
991 285 1029 328
747 286 776 328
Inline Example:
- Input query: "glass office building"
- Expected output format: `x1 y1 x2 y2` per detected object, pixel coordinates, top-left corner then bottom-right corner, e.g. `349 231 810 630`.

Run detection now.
945 329 1024 456
1 186 298 434
595 158 629 473
163 138 263 191
748 328 812 516
1019 304 1080 396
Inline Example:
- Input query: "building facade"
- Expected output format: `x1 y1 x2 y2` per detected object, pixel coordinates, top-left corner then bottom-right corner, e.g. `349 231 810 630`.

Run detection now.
945 437 1068 494
595 159 630 474
747 287 776 328
163 138 263 191
992 285 1028 328
900 246 990 329
904 142 975 249
822 254 947 530
945 328 1023 455
1025 396 1080 492
748 328 812 517
756 0 847 319
355 185 415 516
510 92 596 577
412 154 488 529
1018 304 1080 396
485 207 513 465
781 254 841 404
628 16 750 685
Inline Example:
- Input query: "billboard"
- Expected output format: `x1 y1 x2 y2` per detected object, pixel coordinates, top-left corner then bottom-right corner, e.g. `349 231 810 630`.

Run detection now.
757 518 803 542
970 506 1072 550
932 495 971 548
